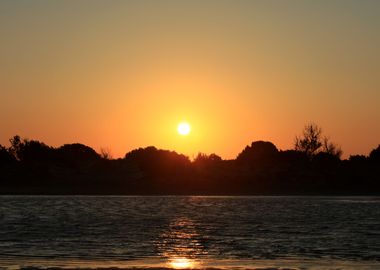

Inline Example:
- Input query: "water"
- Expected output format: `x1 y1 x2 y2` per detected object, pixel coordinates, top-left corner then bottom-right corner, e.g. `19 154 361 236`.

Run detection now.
0 196 379 269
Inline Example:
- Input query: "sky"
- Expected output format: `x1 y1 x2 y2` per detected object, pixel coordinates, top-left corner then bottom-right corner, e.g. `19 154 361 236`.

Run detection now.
1 0 379 159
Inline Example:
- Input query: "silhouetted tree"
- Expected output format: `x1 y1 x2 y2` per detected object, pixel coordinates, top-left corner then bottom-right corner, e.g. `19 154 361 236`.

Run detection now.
125 146 190 176
236 141 279 168
57 143 100 167
0 134 378 195
9 135 24 161
194 153 222 164
294 124 322 157
278 150 309 167
100 147 112 160
295 123 342 159
322 137 343 158
369 145 380 162
193 153 222 170
21 140 53 163
313 151 341 166
348 155 367 164
8 135 53 162
0 145 15 164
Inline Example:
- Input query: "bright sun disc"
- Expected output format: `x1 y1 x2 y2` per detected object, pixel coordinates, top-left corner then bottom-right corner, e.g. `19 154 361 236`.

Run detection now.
177 122 191 135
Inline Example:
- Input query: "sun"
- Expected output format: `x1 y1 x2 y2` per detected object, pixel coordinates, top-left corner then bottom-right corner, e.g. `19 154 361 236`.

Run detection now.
177 122 191 136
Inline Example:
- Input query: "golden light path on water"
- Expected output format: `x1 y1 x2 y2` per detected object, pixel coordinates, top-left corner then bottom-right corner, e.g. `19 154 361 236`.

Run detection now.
168 257 197 269
155 210 204 269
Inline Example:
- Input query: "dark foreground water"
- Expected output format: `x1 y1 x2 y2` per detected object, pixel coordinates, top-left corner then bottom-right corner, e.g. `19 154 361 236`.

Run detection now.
0 196 379 270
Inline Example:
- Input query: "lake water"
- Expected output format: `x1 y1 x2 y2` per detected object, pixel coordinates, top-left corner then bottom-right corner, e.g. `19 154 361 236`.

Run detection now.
0 196 379 270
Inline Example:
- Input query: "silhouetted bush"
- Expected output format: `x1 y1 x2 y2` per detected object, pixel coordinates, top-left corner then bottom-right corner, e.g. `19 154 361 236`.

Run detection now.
193 153 222 168
56 143 100 168
8 135 54 163
0 145 16 164
0 134 379 195
369 145 380 162
236 141 279 170
125 146 191 177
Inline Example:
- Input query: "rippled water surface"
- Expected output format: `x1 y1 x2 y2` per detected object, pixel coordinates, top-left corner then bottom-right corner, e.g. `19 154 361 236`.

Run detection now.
0 196 379 269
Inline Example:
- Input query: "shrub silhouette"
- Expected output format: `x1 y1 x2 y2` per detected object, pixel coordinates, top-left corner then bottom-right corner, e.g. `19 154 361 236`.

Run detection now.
236 141 279 169
57 143 100 166
8 135 53 163
0 133 378 195
125 146 191 176
369 145 380 162
0 145 15 164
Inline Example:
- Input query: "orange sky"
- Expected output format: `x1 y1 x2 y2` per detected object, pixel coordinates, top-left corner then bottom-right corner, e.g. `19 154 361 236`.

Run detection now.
1 1 379 159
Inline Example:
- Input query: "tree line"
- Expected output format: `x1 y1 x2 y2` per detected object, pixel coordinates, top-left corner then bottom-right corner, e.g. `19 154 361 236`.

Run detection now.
0 124 379 195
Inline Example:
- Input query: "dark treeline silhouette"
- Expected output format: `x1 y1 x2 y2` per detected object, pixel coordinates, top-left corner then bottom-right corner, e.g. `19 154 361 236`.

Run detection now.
1 124 379 195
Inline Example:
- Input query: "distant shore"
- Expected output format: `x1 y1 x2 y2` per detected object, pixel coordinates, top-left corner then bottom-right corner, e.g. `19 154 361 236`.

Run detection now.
1 136 379 195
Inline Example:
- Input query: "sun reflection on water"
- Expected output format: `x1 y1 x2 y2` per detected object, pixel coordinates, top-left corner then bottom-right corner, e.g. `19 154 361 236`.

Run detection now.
156 216 205 268
168 257 196 269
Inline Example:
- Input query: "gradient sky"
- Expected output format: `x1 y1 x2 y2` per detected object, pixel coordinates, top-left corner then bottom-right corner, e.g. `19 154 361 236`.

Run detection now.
1 0 379 159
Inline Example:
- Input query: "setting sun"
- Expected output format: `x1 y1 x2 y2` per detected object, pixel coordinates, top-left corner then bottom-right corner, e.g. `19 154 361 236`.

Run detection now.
1 1 380 270
177 122 191 136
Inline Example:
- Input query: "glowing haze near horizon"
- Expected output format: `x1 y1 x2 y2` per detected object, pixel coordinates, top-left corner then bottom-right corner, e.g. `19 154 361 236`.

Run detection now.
1 0 379 159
